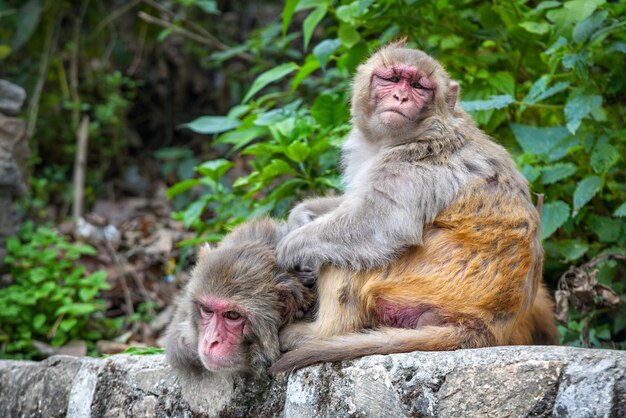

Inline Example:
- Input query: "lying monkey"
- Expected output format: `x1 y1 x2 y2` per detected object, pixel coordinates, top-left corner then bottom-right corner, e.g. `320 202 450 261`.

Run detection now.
164 219 314 376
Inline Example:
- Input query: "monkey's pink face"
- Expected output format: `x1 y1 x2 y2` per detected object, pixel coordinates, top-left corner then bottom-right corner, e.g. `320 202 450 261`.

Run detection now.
196 297 250 372
371 64 435 128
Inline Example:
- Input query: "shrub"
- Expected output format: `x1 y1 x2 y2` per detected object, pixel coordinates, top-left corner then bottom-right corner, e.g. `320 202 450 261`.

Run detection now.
0 223 109 359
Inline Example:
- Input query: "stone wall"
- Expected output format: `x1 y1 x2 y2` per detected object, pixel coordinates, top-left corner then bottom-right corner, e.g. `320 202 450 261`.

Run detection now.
0 346 624 417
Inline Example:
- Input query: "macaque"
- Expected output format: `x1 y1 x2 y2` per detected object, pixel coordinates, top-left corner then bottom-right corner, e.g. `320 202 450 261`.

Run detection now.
164 218 314 376
271 43 558 372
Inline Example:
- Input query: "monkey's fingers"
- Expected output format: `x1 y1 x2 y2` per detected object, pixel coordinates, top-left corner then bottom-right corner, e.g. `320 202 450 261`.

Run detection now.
294 265 317 287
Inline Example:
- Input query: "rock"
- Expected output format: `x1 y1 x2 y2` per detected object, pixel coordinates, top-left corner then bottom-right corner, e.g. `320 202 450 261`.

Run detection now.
0 113 29 192
0 346 624 417
0 79 27 116
0 111 29 273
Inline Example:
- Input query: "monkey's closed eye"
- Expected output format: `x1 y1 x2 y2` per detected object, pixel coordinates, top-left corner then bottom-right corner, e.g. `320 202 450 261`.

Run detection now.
198 304 213 316
225 311 241 320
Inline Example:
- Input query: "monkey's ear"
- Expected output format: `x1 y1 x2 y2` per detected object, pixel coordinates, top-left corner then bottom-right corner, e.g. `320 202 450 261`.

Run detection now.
447 81 460 111
198 243 213 260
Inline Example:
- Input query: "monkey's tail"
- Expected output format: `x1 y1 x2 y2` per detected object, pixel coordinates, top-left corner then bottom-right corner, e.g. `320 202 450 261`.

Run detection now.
269 326 481 373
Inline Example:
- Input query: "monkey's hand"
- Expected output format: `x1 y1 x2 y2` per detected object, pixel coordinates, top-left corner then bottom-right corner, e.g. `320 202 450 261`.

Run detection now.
276 223 324 274
288 204 317 230
287 196 343 231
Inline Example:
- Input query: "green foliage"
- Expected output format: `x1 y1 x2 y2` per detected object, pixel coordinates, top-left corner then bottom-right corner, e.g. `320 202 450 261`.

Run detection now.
170 0 626 348
0 223 110 359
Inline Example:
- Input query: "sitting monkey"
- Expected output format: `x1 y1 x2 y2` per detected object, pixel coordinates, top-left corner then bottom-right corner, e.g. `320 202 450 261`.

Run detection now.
272 42 558 372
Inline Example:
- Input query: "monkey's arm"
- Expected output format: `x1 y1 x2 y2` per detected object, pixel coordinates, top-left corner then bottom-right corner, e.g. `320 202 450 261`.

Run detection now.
277 158 464 271
164 299 202 372
288 196 344 230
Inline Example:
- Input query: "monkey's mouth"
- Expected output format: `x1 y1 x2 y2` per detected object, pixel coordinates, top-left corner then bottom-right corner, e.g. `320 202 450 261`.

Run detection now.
381 108 414 122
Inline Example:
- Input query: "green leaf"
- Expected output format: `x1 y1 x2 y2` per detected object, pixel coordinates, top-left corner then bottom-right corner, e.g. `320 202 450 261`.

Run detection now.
555 239 589 261
267 178 307 201
519 22 551 35
510 123 571 155
33 313 46 330
303 5 327 50
573 175 602 216
590 143 620 174
547 0 605 28
521 165 542 182
523 76 570 106
572 10 607 43
285 141 311 163
440 35 464 50
78 288 94 302
541 200 570 240
541 163 577 184
587 215 622 243
59 317 79 331
166 179 200 199
282 0 300 35
488 72 515 96
182 116 241 134
12 0 43 51
56 303 96 316
292 55 321 90
336 2 359 23
614 203 626 217
564 94 602 134
216 126 267 150
183 200 207 228
242 63 299 103
0 45 12 60
312 39 341 70
196 0 220 14
460 95 514 111
196 159 234 181
338 23 360 48
260 159 296 178
311 93 349 126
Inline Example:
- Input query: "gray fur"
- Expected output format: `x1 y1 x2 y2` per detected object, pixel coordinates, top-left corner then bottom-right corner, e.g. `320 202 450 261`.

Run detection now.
276 47 530 273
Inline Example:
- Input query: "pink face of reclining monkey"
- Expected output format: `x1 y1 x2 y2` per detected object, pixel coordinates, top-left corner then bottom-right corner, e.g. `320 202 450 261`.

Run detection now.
196 296 251 372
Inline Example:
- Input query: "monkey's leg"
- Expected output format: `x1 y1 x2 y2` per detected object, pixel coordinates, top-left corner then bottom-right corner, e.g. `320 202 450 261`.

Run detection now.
279 267 370 351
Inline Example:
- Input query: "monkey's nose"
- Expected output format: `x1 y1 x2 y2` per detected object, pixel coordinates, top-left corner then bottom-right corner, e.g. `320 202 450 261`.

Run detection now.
393 92 408 103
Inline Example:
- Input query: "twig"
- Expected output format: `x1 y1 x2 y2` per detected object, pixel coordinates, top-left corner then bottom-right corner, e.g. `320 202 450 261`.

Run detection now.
69 0 90 130
94 0 142 35
580 254 626 270
103 241 155 317
128 20 147 75
535 193 544 217
137 11 215 48
72 116 90 220
27 17 61 140
103 240 134 315
141 0 227 49
137 11 254 63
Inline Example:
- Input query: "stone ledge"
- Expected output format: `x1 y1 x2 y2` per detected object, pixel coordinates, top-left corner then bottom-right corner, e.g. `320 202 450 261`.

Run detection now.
0 346 624 417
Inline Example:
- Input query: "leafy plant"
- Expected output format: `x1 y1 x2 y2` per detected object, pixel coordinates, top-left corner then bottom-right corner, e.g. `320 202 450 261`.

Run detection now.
0 222 110 359
169 0 625 348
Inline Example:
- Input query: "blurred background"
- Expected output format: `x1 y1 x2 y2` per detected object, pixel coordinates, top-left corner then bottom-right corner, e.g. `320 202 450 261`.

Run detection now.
0 0 624 359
